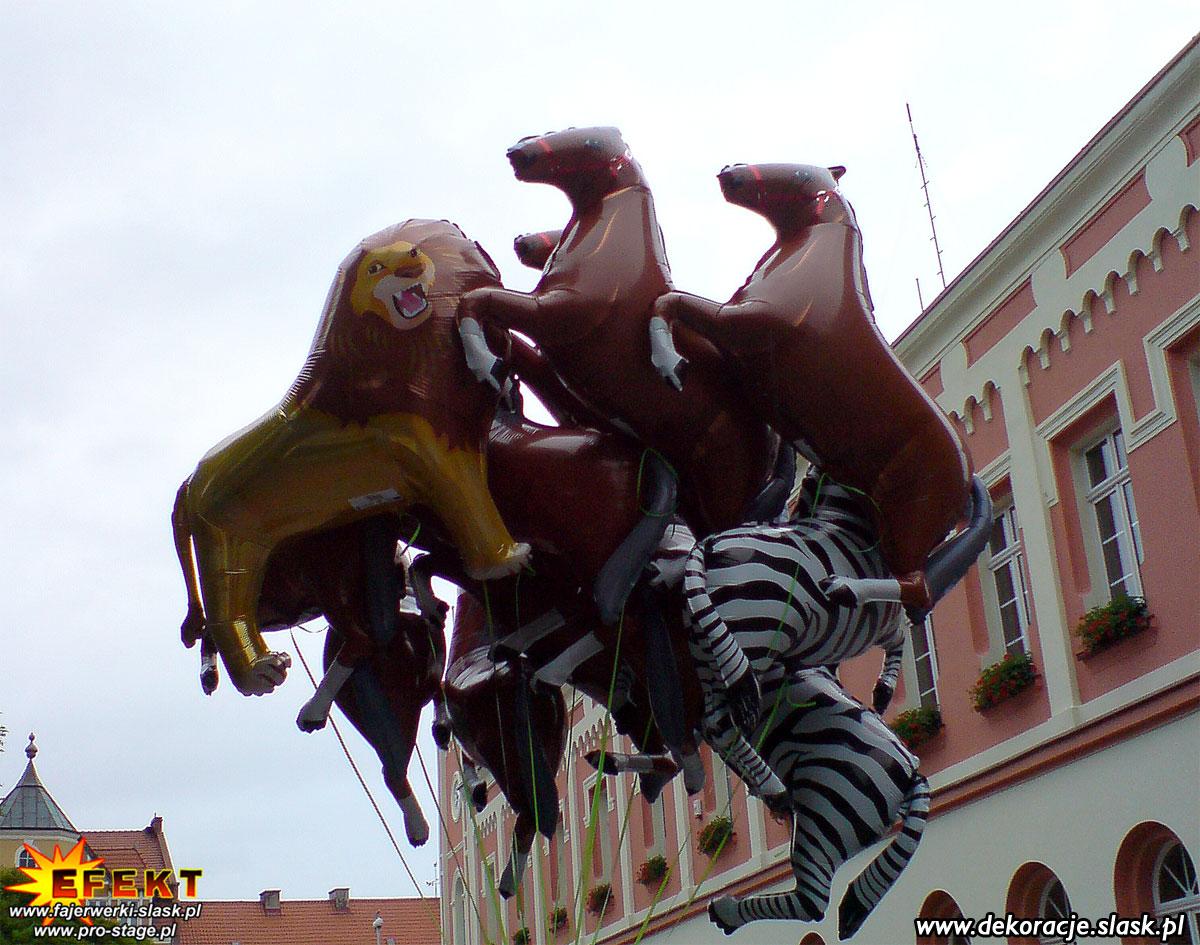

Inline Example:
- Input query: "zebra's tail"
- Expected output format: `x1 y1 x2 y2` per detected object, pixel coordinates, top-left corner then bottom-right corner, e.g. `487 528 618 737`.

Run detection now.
837 773 930 940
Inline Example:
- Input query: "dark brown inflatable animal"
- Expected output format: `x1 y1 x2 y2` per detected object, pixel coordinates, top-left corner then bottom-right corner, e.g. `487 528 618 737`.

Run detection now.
654 164 973 611
457 127 779 536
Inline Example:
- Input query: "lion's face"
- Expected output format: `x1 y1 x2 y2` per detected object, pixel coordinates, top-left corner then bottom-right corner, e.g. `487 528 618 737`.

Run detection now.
349 240 437 330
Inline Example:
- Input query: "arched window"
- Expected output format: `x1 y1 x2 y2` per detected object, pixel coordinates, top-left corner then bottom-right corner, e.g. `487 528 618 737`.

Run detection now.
1154 841 1199 944
1037 878 1072 945
1114 821 1199 942
451 873 466 945
1007 862 1073 945
916 889 970 945
16 848 36 869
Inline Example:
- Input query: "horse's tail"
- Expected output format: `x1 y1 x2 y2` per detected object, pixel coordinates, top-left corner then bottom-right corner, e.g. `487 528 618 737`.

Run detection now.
683 539 751 691
838 773 930 939
921 474 993 616
171 478 205 647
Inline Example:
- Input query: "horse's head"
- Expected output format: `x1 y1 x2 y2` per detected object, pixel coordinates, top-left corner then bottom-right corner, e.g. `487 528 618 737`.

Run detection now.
717 163 847 235
506 127 640 203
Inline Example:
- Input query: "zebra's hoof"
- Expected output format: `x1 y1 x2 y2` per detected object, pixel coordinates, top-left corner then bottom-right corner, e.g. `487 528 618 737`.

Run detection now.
584 750 620 775
838 887 871 940
708 897 740 935
431 719 451 751
819 576 859 607
871 681 895 715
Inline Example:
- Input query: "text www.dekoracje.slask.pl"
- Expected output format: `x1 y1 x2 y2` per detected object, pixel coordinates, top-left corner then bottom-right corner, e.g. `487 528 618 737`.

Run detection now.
914 911 1187 943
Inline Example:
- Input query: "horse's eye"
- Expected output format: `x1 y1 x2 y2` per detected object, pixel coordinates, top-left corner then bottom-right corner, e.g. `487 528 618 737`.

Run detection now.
409 247 420 258
367 261 385 275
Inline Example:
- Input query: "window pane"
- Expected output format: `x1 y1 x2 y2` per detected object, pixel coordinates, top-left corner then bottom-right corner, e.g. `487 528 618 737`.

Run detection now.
1086 443 1109 487
990 516 1008 556
1159 842 1200 900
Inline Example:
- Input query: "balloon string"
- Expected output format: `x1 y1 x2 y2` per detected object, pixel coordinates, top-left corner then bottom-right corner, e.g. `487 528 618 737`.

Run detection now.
412 739 489 942
288 629 430 904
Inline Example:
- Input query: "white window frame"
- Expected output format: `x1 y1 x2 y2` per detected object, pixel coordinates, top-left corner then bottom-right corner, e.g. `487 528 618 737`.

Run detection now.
16 848 36 869
984 499 1033 656
1080 428 1144 600
910 615 941 708
1154 841 1200 944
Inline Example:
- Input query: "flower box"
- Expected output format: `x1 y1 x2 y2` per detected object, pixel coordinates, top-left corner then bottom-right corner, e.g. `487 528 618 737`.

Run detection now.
546 905 568 933
636 854 668 885
585 883 612 916
889 704 943 749
696 814 735 858
1076 594 1152 657
970 651 1038 711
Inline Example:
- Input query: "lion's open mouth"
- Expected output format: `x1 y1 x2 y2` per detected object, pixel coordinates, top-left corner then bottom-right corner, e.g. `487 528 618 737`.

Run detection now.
393 284 428 319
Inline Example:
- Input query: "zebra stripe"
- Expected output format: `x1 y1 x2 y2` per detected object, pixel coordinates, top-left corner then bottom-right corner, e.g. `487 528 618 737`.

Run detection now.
706 668 927 938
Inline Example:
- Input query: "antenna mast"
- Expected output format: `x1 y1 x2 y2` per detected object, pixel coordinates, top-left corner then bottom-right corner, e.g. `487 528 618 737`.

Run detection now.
907 102 947 293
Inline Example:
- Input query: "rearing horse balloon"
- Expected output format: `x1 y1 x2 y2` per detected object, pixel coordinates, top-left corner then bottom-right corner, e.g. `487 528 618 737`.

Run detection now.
456 127 782 537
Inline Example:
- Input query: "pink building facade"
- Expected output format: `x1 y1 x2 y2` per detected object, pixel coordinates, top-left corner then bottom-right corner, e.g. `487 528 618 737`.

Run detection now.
440 37 1199 945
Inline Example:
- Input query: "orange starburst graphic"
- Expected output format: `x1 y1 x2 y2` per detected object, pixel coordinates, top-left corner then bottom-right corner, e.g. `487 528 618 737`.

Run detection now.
4 839 104 926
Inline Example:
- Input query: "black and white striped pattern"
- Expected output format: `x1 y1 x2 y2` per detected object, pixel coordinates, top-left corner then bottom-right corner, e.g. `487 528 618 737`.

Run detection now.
707 668 929 938
685 471 905 709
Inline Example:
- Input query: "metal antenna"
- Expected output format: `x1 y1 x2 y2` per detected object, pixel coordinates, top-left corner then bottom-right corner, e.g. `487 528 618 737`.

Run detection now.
907 103 947 291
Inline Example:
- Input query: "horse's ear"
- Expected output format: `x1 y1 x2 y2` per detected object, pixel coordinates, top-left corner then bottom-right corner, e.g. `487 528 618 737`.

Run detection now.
829 165 846 180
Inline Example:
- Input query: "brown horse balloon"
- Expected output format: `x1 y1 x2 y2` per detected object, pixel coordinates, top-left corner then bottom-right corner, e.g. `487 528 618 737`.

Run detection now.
456 127 778 536
654 164 974 611
172 219 529 696
441 591 567 899
194 514 444 847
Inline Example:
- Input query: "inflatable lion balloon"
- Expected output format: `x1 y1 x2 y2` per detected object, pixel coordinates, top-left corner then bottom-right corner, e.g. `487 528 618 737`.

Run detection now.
172 219 529 696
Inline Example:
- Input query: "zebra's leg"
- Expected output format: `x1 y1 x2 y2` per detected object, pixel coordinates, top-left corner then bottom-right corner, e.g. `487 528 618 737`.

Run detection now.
700 694 785 803
684 543 761 735
873 639 905 714
819 574 904 607
498 813 535 899
838 773 930 939
708 810 834 932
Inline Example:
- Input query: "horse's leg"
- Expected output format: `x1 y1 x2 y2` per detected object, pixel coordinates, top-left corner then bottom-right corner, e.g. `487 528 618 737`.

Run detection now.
460 757 488 812
296 649 356 732
199 635 220 695
498 812 536 899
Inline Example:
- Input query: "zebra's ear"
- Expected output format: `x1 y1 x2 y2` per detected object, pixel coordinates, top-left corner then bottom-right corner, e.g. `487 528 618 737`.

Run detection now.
829 165 846 181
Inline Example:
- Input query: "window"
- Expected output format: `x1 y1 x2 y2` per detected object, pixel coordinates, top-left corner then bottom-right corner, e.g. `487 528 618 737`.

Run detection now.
713 753 733 814
1037 878 1072 944
1155 842 1200 944
16 848 36 869
987 502 1032 655
451 874 466 945
911 616 941 708
1083 429 1143 598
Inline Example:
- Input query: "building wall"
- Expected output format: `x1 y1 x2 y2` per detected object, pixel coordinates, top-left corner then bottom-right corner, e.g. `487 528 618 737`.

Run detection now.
440 37 1200 945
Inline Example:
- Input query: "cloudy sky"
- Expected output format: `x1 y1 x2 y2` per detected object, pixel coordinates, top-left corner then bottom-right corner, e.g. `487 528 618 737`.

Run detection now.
2 0 1196 906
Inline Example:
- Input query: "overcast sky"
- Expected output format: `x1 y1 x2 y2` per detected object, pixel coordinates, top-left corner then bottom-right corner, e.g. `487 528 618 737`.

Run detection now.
2 1 1196 906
